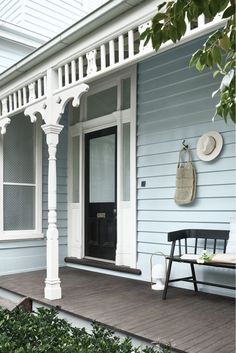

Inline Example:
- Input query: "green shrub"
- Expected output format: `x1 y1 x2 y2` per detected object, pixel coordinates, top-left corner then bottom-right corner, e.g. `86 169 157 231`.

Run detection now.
0 307 170 353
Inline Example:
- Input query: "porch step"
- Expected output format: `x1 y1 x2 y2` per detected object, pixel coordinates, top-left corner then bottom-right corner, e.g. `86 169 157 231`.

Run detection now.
65 257 142 275
0 296 32 312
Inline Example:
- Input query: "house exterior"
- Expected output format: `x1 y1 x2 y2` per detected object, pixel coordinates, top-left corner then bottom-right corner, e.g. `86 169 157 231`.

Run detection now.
0 0 235 300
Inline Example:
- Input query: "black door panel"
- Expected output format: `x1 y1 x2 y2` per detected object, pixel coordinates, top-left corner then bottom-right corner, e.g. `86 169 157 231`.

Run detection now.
85 127 117 261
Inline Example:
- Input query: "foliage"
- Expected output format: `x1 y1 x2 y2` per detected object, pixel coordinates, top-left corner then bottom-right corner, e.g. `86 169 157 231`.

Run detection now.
197 250 213 263
141 0 235 123
0 307 171 353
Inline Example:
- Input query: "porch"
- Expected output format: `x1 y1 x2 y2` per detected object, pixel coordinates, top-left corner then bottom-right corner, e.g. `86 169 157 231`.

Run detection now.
0 267 235 353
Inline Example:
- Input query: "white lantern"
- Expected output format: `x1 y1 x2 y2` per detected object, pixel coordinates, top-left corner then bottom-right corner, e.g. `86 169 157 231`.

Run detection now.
150 252 167 291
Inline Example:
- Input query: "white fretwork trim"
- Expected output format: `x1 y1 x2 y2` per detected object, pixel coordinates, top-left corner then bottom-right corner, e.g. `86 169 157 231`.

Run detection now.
86 50 97 76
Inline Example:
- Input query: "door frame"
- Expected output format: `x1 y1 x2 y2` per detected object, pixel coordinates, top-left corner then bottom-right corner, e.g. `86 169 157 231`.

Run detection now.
67 66 137 268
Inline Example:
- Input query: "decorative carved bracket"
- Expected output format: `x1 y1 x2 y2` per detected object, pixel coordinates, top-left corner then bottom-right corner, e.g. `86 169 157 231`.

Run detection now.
0 117 11 135
24 98 48 123
24 83 88 125
53 83 89 123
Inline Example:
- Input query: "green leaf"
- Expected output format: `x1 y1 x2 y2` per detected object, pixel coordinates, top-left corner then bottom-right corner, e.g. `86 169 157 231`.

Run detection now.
144 33 151 46
177 18 187 37
222 5 235 18
212 46 222 65
204 31 222 50
140 28 150 40
219 35 231 51
200 51 207 65
158 1 167 11
174 0 185 16
206 52 213 68
230 104 236 123
209 0 220 17
152 30 162 51
162 28 170 43
192 0 205 9
213 70 220 78
192 3 202 17
218 0 230 12
189 49 203 66
153 22 163 32
196 58 205 71
153 12 167 22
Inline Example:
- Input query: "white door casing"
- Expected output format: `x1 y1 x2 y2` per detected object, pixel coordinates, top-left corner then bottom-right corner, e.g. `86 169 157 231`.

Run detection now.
68 67 137 268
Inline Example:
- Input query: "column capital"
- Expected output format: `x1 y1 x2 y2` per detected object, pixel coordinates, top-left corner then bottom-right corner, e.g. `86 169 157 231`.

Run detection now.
41 123 63 135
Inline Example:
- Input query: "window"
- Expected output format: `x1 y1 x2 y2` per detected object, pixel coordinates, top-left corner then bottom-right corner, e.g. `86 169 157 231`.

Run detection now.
87 86 117 120
0 115 42 239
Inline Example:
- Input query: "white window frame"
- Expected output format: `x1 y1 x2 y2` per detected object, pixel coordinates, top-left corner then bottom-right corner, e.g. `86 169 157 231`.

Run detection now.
0 117 43 241
68 66 137 268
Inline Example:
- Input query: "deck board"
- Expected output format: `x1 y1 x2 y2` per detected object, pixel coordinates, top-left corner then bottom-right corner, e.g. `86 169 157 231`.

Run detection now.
0 267 235 353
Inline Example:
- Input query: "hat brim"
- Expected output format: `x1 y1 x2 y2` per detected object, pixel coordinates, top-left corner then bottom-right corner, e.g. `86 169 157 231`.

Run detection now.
197 131 223 161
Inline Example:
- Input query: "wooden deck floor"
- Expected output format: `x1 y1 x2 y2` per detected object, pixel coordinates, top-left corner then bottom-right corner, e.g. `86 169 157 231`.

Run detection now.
0 267 235 353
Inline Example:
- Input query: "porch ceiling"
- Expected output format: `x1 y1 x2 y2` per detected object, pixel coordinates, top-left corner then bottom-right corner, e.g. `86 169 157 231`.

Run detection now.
0 267 235 353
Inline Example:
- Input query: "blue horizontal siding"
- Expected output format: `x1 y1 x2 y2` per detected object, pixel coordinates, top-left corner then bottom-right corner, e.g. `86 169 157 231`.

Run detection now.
136 35 236 296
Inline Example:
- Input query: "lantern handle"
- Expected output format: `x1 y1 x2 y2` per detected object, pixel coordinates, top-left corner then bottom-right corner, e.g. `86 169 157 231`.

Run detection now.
150 252 167 287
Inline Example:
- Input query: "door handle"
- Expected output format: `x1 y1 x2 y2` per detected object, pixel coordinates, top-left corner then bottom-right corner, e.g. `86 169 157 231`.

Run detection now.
97 212 106 219
113 209 117 214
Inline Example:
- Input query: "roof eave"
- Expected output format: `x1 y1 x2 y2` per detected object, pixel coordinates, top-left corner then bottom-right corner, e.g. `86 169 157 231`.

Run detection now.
0 0 145 86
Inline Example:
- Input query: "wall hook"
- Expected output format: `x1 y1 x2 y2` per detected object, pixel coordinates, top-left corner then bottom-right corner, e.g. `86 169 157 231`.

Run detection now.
182 139 189 150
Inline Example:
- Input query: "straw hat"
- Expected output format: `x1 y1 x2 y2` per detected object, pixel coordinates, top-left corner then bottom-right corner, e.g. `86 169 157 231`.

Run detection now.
197 131 223 161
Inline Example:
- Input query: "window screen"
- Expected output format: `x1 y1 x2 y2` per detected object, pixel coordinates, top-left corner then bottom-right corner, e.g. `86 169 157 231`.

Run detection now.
4 185 35 230
4 117 35 183
3 116 36 231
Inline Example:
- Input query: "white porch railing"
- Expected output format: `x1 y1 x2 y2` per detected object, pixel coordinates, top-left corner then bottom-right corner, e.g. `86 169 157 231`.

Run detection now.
0 75 47 117
0 13 223 124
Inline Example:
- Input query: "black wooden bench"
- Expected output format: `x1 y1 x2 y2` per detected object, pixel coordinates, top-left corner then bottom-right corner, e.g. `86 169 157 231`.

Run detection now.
162 229 236 299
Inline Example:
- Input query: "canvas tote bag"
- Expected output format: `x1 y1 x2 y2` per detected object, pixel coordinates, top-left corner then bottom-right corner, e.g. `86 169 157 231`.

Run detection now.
175 148 196 205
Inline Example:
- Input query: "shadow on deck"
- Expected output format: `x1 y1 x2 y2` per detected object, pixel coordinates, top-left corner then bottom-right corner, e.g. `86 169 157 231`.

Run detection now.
0 267 235 353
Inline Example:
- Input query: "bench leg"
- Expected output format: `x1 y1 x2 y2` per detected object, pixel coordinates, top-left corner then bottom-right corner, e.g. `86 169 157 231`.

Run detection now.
162 259 173 300
190 263 198 292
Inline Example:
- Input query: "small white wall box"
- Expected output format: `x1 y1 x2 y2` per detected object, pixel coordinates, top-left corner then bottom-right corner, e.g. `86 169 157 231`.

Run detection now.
150 252 167 290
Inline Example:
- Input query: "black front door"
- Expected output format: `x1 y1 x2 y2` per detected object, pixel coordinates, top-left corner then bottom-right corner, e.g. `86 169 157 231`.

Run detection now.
85 127 117 261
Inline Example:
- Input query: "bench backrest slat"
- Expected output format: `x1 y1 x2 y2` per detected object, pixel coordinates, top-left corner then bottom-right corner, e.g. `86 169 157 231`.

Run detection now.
213 239 217 254
204 238 207 250
168 229 230 255
223 239 227 253
185 238 188 254
194 238 198 254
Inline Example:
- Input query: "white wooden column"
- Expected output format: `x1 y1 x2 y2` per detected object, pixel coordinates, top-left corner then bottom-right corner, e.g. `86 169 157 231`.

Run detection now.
42 123 63 300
